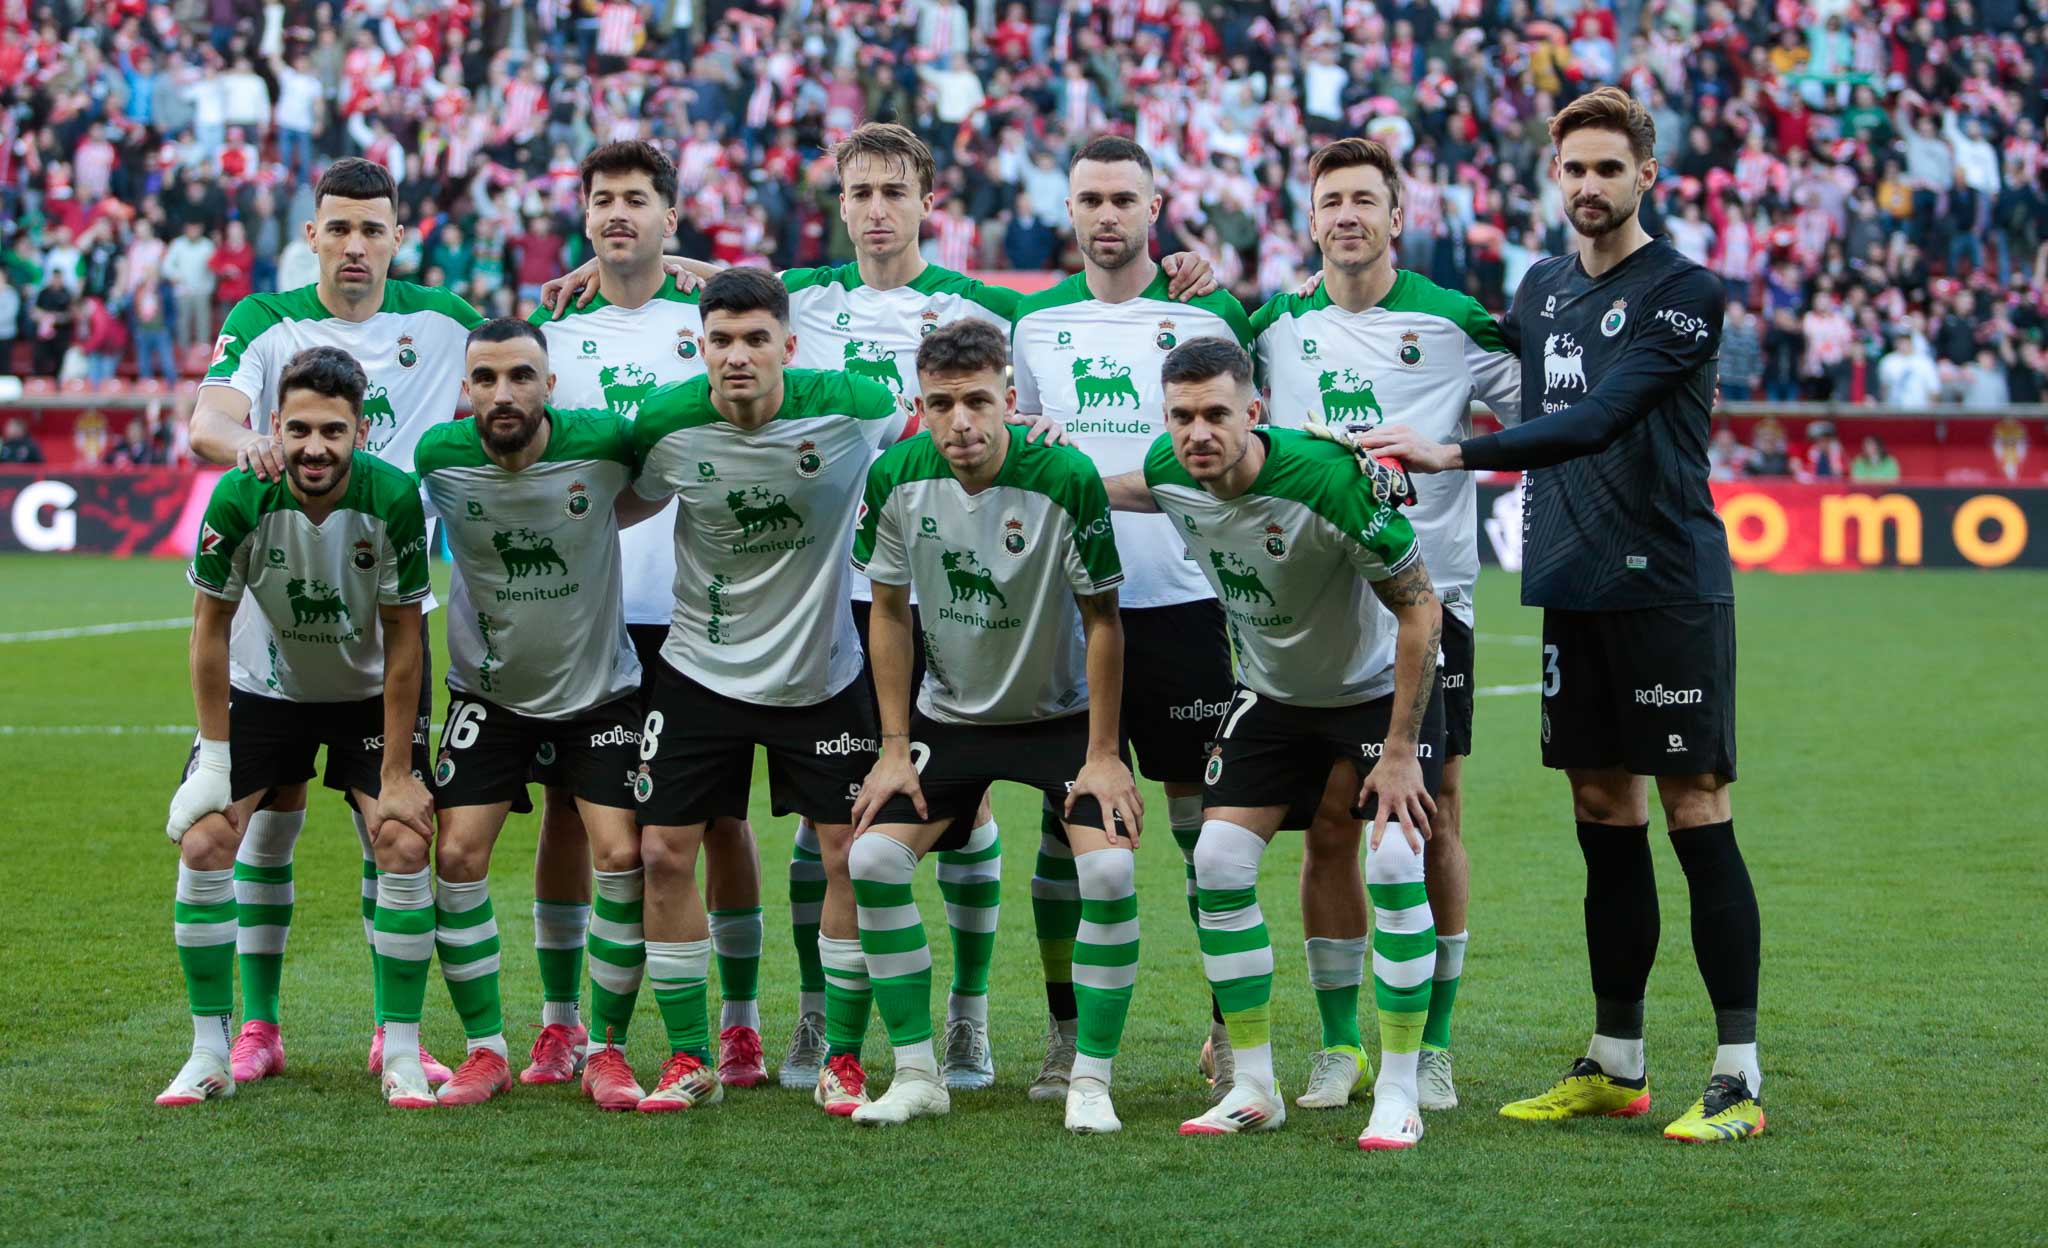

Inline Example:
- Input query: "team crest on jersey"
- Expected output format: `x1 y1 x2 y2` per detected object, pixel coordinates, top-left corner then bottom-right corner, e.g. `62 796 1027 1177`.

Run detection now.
1601 299 1628 338
566 480 592 519
795 439 823 478
634 763 654 803
434 752 456 786
1203 747 1224 786
1262 523 1288 561
1399 331 1424 367
1155 319 1177 350
1003 518 1027 557
396 334 418 370
676 330 700 360
919 310 941 336
352 539 377 571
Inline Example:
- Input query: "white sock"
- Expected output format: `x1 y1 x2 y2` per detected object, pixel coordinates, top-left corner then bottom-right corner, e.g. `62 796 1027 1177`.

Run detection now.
384 1020 421 1062
947 991 988 1027
1714 1043 1761 1096
194 1013 231 1060
1435 930 1468 981
468 1034 510 1057
1587 1033 1646 1081
799 991 826 1019
721 999 761 1031
1377 1049 1419 1103
1072 1053 1112 1085
542 1000 582 1029
894 1039 937 1077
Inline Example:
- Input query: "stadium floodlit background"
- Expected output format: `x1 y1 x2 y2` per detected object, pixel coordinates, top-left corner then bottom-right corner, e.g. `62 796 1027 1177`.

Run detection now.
1 0 2043 1244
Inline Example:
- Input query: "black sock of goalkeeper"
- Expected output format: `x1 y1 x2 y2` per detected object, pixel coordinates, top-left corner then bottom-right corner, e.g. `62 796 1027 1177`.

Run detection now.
1579 821 1657 1081
1670 819 1762 1093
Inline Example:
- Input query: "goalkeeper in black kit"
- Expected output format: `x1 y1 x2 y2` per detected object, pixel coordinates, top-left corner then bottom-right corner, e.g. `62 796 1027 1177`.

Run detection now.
1360 86 1764 1143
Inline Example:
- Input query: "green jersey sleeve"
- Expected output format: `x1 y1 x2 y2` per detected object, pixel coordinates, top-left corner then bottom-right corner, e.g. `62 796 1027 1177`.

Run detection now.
188 471 261 599
1325 465 1421 583
366 458 432 606
201 295 287 407
1052 447 1123 594
850 451 909 585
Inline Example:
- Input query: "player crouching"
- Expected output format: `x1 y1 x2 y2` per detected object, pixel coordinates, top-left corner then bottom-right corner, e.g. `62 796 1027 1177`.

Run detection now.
1103 339 1445 1148
848 321 1141 1133
159 347 434 1105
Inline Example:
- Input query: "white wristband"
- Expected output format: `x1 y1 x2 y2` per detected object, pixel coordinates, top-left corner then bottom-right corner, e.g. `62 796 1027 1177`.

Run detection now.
195 738 231 770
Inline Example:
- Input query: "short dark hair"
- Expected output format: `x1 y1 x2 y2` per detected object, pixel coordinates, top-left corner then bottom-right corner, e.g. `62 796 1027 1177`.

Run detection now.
466 317 550 354
277 346 367 418
916 319 1008 380
700 266 789 325
1307 137 1404 210
580 140 679 206
1069 134 1154 180
1160 337 1253 391
834 123 936 197
313 157 398 209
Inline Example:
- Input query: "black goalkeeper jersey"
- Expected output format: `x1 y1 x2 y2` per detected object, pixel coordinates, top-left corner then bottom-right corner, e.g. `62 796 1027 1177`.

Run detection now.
1459 237 1733 611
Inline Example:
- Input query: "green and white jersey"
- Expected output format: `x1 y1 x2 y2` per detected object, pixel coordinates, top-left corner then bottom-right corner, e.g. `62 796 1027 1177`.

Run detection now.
416 410 642 719
202 281 486 473
187 453 429 703
784 261 1019 602
633 369 909 706
852 425 1122 725
1144 428 1420 707
1012 270 1255 608
1253 270 1520 627
531 280 707 627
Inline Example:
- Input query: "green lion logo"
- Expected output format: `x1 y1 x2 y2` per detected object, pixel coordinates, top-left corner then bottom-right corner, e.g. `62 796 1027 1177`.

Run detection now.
842 340 905 392
492 528 569 578
1316 369 1383 426
1071 356 1139 410
726 488 803 536
1209 550 1276 605
940 549 1007 608
599 363 660 418
285 577 350 626
362 384 398 429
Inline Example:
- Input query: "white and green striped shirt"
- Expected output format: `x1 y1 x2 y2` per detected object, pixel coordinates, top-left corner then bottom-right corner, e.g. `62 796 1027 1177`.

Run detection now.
1253 270 1520 627
853 425 1122 725
416 409 642 718
188 453 430 703
1144 428 1420 707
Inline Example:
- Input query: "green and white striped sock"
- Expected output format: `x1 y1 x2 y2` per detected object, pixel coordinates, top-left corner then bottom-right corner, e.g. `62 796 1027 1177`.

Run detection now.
175 863 236 1055
1030 810 1080 1023
1367 831 1436 1095
851 833 934 1067
1423 931 1467 1052
373 868 435 1028
1169 794 1204 927
1195 820 1274 1090
435 876 506 1057
789 820 827 1019
646 938 711 1058
937 819 1000 1026
1305 936 1367 1054
1071 847 1139 1084
533 899 589 1030
587 868 645 1045
352 809 381 1023
819 935 871 1058
233 808 303 1026
710 906 763 1031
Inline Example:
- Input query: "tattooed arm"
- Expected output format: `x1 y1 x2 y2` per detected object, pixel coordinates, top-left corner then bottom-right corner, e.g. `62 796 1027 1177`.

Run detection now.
1359 557 1443 852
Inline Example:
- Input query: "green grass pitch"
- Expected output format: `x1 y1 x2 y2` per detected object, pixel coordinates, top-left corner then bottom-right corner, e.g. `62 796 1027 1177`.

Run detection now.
2 554 2042 1246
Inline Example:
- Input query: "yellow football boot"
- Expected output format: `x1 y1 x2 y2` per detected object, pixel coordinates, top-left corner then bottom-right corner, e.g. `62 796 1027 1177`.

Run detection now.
1499 1057 1651 1121
1663 1074 1765 1142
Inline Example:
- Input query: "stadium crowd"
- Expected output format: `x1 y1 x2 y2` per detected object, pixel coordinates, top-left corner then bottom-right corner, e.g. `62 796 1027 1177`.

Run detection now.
3 0 2047 409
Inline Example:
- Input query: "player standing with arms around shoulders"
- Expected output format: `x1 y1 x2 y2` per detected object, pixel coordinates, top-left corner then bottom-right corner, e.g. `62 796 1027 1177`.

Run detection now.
159 347 433 1105
186 157 483 1086
402 319 659 1108
1101 338 1445 1149
1252 137 1522 1112
1010 135 1256 1103
1359 87 1764 1143
848 320 1141 1133
524 141 773 1091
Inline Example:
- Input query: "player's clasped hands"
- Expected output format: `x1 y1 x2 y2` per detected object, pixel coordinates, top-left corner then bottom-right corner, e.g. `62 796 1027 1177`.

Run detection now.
1359 749 1435 855
852 743 927 836
1066 753 1145 849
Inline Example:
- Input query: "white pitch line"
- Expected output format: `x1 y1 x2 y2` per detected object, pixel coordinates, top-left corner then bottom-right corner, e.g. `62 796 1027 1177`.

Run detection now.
0 617 189 644
1476 633 1539 645
1476 682 1542 697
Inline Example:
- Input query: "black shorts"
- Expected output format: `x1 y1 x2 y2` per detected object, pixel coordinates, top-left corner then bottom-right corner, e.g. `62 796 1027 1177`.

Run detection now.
876 710 1122 851
1202 683 1447 830
435 692 642 811
183 689 430 807
628 623 669 697
851 598 928 727
1442 614 1475 759
1120 600 1235 785
531 624 668 807
636 658 876 827
1539 603 1737 781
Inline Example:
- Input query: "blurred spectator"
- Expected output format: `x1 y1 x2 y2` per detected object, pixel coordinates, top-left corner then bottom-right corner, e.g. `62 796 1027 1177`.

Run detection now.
1003 193 1056 270
1804 422 1848 479
1851 436 1901 482
210 222 257 316
1992 414 2030 480
1961 347 2012 408
130 278 178 385
0 417 41 464
1747 418 1793 477
1709 427 1750 481
1720 304 1764 402
76 293 129 386
162 222 218 351
1878 333 1943 407
103 417 165 468
0 271 19 352
29 279 74 379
